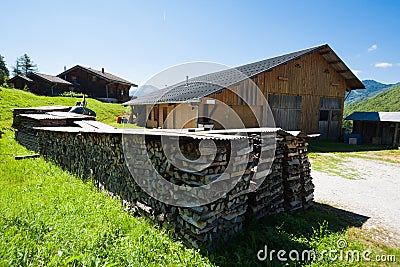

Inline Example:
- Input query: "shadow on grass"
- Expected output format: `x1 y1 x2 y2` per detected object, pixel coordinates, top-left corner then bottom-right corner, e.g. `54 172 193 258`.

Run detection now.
205 202 369 266
308 139 394 153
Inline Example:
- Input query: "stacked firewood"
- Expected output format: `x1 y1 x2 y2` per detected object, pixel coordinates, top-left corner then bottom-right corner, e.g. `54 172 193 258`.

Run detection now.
281 135 315 211
247 134 284 218
24 117 315 250
124 135 252 249
298 138 314 209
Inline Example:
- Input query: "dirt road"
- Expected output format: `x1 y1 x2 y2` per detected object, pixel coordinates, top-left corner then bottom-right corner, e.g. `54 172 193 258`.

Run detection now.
312 156 400 243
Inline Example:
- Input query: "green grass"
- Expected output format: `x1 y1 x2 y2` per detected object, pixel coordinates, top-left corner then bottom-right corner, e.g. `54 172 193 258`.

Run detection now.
1 86 399 266
308 140 400 179
308 153 362 180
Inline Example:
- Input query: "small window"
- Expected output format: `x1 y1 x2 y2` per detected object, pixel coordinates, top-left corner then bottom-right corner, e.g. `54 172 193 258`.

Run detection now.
71 76 77 82
319 110 329 121
91 76 97 82
331 110 341 121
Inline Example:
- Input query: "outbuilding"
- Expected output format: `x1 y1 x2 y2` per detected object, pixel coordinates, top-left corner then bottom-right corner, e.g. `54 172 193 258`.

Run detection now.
345 111 400 146
125 44 364 139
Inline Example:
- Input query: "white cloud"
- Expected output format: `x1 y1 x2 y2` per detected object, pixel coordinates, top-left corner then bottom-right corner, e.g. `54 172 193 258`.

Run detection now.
368 44 377 52
351 69 362 76
374 62 393 68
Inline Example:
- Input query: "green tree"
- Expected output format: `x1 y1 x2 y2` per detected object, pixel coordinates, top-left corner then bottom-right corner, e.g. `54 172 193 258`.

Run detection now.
0 54 9 84
12 54 38 76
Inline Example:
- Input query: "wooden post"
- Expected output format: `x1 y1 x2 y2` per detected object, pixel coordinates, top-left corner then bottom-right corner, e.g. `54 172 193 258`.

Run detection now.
393 123 399 147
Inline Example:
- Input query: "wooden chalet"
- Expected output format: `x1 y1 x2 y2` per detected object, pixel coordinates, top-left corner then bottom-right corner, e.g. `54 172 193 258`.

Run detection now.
8 73 73 96
8 75 33 90
58 65 137 103
124 44 365 139
345 112 400 146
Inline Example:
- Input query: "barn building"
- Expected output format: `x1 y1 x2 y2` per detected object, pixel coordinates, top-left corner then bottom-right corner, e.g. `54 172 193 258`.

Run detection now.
8 73 73 96
125 44 364 139
58 65 137 103
345 112 400 146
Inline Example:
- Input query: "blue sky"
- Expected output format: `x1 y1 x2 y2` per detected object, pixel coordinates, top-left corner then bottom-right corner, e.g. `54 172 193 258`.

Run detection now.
2 0 400 85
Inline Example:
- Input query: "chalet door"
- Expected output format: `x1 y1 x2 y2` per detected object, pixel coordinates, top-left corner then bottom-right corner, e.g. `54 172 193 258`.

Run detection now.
162 107 168 127
268 94 302 130
318 98 341 139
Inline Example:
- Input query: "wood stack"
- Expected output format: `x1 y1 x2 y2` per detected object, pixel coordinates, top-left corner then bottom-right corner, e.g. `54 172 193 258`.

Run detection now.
298 138 314 209
247 133 285 218
12 106 93 152
15 109 315 250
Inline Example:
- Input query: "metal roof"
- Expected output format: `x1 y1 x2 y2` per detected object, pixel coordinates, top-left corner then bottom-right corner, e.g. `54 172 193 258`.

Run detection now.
345 112 400 123
19 112 94 121
58 65 137 86
125 44 364 105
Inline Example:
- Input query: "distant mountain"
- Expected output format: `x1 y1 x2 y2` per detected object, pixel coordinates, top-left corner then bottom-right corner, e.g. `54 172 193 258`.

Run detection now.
344 83 400 118
344 80 396 105
129 85 160 97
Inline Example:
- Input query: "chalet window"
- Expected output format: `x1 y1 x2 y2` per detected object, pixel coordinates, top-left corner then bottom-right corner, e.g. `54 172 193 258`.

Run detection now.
319 110 329 121
91 76 97 82
71 76 77 83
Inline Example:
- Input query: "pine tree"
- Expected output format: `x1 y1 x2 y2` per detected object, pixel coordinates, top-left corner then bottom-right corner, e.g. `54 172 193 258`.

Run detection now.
0 54 9 83
12 54 38 76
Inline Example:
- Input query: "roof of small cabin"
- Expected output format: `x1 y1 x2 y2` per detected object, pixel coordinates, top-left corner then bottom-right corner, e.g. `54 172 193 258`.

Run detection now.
124 44 365 105
58 65 137 86
345 112 400 123
8 74 33 83
28 73 73 85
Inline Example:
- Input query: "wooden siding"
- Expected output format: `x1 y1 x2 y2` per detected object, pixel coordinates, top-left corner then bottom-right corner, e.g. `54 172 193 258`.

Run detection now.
146 50 348 136
207 50 347 133
61 68 130 102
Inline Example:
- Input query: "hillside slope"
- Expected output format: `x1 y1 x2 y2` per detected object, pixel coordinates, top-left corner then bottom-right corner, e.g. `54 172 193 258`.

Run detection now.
344 84 400 117
345 80 395 105
0 87 129 129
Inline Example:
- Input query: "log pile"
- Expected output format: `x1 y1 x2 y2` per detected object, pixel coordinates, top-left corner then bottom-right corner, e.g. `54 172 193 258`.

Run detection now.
247 134 284 219
13 107 93 152
281 135 314 211
13 111 315 250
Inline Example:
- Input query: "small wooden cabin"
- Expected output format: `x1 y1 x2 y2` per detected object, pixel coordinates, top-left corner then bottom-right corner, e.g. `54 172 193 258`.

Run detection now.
58 65 137 103
8 73 73 96
8 75 33 90
345 112 400 146
125 44 364 139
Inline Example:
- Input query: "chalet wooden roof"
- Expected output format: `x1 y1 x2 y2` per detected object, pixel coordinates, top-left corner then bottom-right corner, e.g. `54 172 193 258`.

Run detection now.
8 74 33 83
58 65 136 86
28 73 72 85
125 44 365 105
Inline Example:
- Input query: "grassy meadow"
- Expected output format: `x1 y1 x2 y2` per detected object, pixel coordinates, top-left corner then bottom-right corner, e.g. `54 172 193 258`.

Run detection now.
0 86 399 266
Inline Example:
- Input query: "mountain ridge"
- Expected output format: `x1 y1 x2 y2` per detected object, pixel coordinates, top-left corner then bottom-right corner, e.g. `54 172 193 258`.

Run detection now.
345 79 397 105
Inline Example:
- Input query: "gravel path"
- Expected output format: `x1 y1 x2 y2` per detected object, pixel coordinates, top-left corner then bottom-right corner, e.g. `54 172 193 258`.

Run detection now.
312 157 400 242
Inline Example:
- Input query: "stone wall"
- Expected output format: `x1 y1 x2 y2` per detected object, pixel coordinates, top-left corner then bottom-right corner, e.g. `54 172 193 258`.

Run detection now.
34 128 314 249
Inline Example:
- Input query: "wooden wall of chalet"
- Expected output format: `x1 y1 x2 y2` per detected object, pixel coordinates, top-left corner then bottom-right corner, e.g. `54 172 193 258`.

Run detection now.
146 103 197 128
9 77 32 90
146 50 348 136
353 120 399 145
61 68 130 102
30 81 71 96
208 50 347 134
